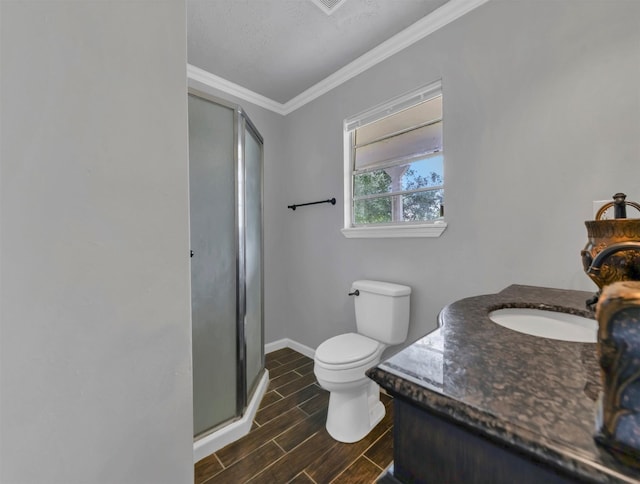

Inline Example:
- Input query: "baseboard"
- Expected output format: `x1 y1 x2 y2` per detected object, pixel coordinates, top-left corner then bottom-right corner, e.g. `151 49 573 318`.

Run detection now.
264 338 289 353
193 369 270 463
265 338 315 359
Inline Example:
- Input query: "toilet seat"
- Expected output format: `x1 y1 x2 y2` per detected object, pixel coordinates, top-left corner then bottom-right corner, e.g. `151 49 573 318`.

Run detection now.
315 333 382 371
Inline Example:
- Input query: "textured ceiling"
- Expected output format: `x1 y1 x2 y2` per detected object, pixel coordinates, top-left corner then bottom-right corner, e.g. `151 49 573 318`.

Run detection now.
187 0 449 104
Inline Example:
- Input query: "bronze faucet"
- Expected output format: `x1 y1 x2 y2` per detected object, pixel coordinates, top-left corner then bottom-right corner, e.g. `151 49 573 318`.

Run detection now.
582 193 640 309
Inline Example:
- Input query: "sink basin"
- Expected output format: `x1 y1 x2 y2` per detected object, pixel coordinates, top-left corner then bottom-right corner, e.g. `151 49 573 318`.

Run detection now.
489 308 597 343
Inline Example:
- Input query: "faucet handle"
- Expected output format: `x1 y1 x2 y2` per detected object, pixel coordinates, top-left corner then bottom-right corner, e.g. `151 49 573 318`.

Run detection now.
595 193 640 220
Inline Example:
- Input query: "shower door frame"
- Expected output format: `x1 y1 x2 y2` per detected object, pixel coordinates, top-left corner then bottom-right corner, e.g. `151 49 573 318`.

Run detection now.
189 88 265 438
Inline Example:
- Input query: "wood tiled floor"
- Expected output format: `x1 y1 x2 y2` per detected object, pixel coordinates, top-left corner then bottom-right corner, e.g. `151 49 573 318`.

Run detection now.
195 347 393 484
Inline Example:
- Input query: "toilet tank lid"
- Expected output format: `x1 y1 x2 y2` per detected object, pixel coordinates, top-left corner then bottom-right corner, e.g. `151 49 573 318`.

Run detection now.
352 280 411 296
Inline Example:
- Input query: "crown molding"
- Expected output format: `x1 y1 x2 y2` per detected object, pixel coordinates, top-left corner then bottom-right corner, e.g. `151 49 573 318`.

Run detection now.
187 0 490 116
187 64 287 115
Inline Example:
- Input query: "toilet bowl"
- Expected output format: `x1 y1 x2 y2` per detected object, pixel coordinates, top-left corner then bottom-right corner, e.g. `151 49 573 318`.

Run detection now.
314 333 386 443
313 280 411 443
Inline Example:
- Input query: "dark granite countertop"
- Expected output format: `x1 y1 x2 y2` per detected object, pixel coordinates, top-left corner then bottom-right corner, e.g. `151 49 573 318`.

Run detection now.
368 284 640 483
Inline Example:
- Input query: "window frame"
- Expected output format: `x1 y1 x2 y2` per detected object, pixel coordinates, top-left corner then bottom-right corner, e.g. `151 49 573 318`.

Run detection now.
341 80 447 239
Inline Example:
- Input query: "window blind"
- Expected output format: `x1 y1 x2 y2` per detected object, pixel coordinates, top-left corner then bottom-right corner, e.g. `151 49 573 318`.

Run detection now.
354 121 441 172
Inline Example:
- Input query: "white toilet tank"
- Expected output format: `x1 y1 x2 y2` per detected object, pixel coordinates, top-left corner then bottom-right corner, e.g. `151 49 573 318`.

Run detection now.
352 280 411 345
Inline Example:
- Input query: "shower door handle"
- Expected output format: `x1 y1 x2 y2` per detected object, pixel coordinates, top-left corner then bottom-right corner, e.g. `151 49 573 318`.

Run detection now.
190 250 194 258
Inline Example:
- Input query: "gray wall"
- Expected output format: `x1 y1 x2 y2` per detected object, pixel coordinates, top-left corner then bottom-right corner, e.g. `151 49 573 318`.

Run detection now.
1 2 193 483
278 0 640 352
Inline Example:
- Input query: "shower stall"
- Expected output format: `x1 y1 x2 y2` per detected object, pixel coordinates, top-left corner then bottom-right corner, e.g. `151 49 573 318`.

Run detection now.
188 89 265 457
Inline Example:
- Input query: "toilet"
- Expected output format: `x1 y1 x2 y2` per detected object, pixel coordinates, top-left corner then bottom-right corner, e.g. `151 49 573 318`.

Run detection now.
313 280 411 443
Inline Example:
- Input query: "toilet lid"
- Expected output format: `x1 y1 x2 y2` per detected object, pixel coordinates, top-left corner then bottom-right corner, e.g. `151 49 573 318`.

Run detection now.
315 333 380 365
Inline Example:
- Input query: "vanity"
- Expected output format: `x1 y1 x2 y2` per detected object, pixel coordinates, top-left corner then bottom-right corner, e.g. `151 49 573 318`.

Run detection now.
367 285 640 483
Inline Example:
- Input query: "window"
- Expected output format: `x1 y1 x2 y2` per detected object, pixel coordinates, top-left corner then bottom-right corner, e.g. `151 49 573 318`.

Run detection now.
342 81 447 238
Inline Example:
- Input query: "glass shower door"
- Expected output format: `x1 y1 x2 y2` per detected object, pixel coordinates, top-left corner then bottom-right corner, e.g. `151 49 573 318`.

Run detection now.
188 90 264 440
188 94 238 436
243 123 264 397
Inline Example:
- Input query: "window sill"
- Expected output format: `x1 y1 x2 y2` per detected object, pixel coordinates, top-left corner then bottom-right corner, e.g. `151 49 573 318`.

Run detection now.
341 222 447 239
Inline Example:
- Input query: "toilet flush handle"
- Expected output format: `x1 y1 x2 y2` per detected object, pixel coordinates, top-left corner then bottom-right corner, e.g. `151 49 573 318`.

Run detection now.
348 290 360 296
